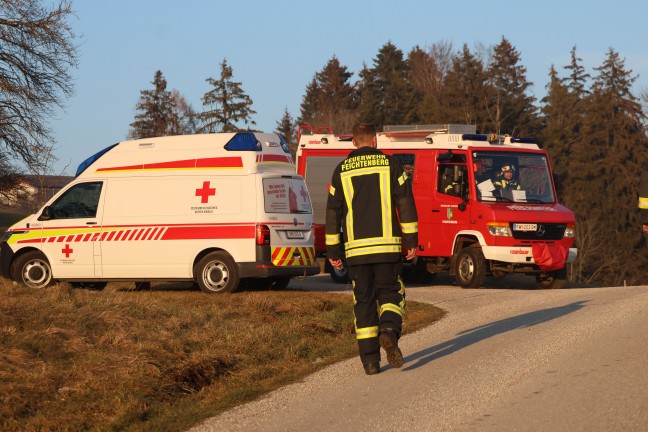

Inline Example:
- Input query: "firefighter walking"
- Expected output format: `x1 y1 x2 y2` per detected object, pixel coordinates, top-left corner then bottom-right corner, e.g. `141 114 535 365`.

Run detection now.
325 124 418 375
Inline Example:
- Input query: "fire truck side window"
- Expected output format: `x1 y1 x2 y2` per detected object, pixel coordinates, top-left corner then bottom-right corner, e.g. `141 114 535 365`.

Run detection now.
438 164 468 198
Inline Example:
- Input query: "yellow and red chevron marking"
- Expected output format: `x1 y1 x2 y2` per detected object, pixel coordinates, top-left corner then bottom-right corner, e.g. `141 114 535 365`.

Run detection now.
11 226 170 245
271 247 315 266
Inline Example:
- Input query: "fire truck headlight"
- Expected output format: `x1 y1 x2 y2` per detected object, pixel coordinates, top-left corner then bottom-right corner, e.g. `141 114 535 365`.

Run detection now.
564 223 575 238
487 222 512 237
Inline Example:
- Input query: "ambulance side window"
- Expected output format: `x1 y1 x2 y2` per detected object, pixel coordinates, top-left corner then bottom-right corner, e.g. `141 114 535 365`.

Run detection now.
48 182 103 219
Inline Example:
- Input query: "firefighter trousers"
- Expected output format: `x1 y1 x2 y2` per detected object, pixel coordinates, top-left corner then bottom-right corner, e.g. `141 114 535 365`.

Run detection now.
348 261 405 365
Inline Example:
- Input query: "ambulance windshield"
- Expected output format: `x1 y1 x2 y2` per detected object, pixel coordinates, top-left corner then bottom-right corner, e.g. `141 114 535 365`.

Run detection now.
263 177 312 214
472 151 556 204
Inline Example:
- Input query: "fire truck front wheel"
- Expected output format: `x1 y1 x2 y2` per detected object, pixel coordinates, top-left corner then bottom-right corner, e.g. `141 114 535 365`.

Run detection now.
195 251 240 294
536 268 567 289
13 251 54 289
454 246 486 288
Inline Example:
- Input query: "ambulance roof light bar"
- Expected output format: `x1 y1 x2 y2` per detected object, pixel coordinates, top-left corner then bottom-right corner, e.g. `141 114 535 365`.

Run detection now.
224 132 262 151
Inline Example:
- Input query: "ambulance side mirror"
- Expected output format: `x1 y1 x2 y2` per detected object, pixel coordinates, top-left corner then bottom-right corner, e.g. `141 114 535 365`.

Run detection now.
38 206 52 221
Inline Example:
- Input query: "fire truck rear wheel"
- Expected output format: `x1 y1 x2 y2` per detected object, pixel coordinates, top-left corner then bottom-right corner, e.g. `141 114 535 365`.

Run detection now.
13 251 54 289
195 251 239 294
454 246 486 288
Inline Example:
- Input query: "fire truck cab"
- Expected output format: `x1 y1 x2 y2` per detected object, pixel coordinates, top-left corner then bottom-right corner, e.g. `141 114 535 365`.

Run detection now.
296 124 577 289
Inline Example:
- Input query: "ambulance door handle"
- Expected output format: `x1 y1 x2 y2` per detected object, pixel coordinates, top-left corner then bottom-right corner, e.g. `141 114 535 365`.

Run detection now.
86 221 97 225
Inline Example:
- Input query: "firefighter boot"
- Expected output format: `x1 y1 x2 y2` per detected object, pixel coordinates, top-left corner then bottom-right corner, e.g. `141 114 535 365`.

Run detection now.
379 329 403 369
363 362 380 375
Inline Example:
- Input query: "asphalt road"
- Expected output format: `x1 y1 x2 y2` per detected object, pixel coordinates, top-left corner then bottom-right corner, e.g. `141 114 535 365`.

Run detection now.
190 274 648 432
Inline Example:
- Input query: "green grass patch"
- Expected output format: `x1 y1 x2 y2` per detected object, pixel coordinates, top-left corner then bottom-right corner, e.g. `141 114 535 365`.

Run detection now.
0 279 444 431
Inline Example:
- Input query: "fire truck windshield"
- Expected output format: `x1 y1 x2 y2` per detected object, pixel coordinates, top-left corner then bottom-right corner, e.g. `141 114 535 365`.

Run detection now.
472 151 556 204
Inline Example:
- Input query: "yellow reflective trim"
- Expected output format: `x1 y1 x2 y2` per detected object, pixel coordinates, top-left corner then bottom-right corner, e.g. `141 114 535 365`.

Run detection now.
640 196 648 209
345 244 401 258
341 175 355 241
346 236 401 249
329 185 336 196
380 169 391 237
398 172 408 185
325 234 341 245
355 326 379 340
379 303 404 318
401 221 418 234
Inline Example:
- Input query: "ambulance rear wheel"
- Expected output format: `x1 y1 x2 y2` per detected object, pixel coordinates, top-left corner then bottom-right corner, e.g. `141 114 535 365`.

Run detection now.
454 246 486 288
13 251 54 289
195 251 239 294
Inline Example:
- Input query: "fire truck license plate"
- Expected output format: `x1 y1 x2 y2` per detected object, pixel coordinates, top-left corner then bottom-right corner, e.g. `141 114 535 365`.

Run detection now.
513 223 537 231
286 231 304 239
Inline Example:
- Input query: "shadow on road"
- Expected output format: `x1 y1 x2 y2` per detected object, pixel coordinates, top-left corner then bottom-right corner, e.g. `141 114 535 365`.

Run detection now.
402 300 589 371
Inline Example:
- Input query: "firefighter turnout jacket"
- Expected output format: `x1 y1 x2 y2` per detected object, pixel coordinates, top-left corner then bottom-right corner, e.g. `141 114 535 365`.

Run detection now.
325 146 418 265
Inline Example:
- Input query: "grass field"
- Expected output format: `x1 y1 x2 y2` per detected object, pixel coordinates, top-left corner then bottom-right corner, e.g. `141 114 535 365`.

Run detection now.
0 278 445 431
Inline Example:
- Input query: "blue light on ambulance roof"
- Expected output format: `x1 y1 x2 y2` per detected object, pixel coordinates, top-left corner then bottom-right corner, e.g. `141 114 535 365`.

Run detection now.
75 143 119 177
461 134 489 141
278 134 291 154
224 132 262 151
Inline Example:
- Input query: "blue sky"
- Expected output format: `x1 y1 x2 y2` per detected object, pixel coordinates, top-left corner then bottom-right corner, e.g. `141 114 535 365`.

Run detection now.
48 0 648 174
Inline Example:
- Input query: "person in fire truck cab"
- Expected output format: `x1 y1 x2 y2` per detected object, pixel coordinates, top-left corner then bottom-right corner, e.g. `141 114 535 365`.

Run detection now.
325 123 418 376
493 164 522 191
639 160 648 233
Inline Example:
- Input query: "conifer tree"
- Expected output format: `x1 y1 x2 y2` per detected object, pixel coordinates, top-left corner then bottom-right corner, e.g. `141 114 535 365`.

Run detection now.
197 59 256 133
408 42 453 124
275 108 297 158
540 65 573 197
129 71 175 139
569 49 648 284
485 37 538 136
441 44 489 130
358 42 417 130
298 56 358 134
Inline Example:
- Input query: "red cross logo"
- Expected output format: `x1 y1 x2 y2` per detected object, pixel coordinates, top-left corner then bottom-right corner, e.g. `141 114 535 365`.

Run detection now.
299 185 309 201
62 244 73 258
195 181 216 203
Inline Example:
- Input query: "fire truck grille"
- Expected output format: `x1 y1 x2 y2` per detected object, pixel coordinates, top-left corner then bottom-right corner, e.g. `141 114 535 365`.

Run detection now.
511 223 566 241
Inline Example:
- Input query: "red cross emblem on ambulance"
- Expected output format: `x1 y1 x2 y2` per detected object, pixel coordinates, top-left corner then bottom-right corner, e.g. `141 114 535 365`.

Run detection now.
62 244 73 258
195 181 216 203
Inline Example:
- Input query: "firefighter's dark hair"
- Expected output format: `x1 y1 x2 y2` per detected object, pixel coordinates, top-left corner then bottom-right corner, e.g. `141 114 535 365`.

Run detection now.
352 123 376 147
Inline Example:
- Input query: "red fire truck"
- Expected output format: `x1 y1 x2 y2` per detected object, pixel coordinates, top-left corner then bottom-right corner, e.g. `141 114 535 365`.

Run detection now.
296 124 577 289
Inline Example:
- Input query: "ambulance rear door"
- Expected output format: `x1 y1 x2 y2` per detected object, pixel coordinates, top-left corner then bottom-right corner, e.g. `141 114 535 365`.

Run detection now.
260 175 315 267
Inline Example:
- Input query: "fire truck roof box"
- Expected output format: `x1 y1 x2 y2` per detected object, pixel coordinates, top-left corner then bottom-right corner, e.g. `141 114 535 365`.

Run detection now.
383 124 477 134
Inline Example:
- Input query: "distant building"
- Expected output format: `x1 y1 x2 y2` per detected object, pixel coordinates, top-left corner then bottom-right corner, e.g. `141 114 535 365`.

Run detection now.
0 175 73 210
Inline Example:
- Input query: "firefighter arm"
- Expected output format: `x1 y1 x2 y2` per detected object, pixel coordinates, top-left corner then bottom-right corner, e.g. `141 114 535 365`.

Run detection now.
325 173 345 260
392 162 419 250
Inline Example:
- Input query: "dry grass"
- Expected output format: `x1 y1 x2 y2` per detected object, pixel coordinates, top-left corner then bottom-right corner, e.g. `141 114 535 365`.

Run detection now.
0 278 444 431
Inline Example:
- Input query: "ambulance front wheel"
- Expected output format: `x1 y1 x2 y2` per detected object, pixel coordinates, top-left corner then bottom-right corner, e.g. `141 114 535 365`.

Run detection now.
13 251 54 289
454 246 486 288
195 251 240 294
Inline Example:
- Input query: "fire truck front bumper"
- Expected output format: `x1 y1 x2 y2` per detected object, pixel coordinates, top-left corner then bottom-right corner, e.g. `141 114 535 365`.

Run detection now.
481 245 577 265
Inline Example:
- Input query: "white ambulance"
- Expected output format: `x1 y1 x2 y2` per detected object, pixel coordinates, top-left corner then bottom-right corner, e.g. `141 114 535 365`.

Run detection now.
0 132 319 293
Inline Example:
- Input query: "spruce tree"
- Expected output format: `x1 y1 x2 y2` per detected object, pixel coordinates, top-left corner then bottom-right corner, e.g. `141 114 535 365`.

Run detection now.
275 108 297 158
441 44 489 130
358 42 417 130
298 56 358 134
485 37 538 136
129 70 175 139
540 65 573 198
408 42 453 125
570 49 648 285
197 59 256 133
